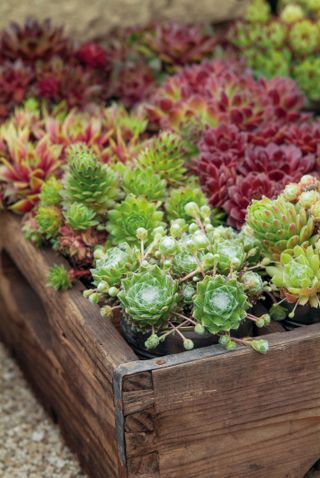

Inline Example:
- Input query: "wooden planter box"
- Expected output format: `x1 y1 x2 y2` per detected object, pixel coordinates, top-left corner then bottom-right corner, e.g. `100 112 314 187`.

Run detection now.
1 212 320 478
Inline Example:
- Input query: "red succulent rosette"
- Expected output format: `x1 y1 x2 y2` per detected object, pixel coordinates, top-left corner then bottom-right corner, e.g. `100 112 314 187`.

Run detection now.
144 23 216 66
77 42 109 70
0 18 72 63
239 143 316 183
197 124 248 168
225 173 278 229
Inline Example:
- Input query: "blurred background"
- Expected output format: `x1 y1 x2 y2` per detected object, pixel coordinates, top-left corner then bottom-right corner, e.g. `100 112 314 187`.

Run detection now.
0 0 248 39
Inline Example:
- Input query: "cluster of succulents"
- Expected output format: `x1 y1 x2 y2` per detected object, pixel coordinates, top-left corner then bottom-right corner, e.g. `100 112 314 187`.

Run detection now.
247 175 320 316
192 121 319 229
86 199 270 354
227 0 320 105
0 19 112 120
145 58 305 133
0 101 147 212
5 14 320 359
99 22 220 108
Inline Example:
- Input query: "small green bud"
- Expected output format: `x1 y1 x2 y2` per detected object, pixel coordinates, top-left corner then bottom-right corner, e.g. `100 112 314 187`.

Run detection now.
136 227 148 241
225 340 237 351
261 257 271 266
188 223 199 233
194 323 205 335
200 205 211 219
108 286 119 297
145 334 160 350
183 338 194 350
192 275 200 282
89 292 101 304
219 335 230 346
255 317 265 328
202 252 215 269
184 202 200 218
300 175 317 186
83 289 94 299
262 314 271 326
97 281 109 293
298 190 320 209
94 247 105 260
205 223 214 233
251 339 269 354
282 183 301 202
100 305 113 319
192 232 209 250
270 304 287 321
159 236 178 256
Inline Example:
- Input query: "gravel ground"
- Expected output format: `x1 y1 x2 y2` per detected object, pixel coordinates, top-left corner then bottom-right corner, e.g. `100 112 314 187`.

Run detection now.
0 343 87 478
1 341 320 478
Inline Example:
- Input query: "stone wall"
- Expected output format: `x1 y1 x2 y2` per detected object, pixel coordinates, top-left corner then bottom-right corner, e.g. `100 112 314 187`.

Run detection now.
0 0 248 40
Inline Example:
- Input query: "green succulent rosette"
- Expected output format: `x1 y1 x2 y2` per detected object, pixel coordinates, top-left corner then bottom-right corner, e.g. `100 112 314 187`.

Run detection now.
48 265 72 291
165 185 208 222
244 48 291 80
137 132 186 186
240 271 264 296
122 167 166 201
247 197 314 259
91 243 139 288
293 58 320 103
193 275 249 334
118 265 178 328
107 195 164 245
212 239 246 273
172 250 199 276
36 206 62 239
244 0 271 23
64 203 98 231
40 177 63 207
288 20 318 56
64 144 119 214
266 244 320 307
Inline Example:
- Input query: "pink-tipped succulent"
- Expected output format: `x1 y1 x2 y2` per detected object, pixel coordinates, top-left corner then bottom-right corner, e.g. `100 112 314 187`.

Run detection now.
146 59 306 132
0 18 72 63
0 131 62 213
144 22 216 67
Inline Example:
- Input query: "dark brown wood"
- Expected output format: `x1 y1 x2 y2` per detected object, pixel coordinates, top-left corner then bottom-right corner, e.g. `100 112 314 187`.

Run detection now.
0 213 137 478
1 212 320 478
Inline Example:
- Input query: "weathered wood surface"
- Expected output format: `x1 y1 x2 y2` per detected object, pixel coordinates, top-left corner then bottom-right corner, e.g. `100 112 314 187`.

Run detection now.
1 212 320 478
0 213 137 478
123 326 320 478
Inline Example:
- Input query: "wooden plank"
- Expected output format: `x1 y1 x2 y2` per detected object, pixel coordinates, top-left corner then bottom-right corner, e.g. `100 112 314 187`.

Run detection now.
0 213 137 478
151 329 320 478
121 372 159 477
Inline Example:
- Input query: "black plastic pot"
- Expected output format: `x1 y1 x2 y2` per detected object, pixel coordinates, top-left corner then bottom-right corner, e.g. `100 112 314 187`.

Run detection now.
281 303 320 331
120 317 253 359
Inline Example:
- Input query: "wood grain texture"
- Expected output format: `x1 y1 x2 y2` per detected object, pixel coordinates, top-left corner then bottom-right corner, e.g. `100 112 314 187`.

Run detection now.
0 213 137 478
122 372 160 477
152 326 320 478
